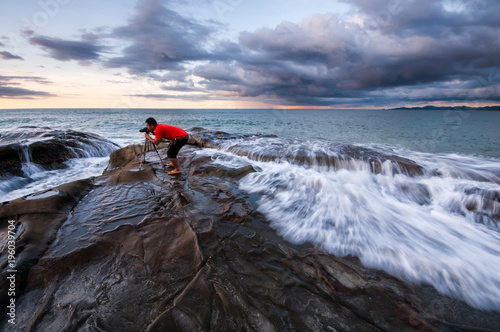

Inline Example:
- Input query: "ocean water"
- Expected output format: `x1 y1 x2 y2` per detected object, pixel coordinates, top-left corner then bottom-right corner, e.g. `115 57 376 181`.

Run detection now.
1 108 499 157
1 108 500 310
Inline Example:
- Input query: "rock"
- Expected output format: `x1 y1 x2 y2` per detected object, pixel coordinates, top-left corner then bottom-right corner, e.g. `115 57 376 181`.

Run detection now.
188 127 278 149
0 179 94 314
0 127 119 177
104 144 143 172
188 128 424 176
0 144 22 176
1 140 499 331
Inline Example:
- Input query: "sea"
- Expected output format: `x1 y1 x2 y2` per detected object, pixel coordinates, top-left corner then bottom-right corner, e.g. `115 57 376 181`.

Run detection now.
1 108 500 311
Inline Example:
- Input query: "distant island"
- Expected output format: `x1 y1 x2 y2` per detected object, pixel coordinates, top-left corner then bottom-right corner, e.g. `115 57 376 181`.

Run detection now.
385 105 500 111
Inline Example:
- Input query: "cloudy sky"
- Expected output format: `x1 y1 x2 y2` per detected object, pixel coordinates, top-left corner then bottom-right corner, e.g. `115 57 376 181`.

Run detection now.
1 0 499 109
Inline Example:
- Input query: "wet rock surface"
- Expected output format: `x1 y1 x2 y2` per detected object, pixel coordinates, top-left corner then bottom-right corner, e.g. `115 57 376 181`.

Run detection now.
0 127 119 177
1 129 499 331
188 128 424 176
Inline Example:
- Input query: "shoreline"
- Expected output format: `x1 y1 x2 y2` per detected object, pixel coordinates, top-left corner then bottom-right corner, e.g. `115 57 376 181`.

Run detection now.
1 130 499 330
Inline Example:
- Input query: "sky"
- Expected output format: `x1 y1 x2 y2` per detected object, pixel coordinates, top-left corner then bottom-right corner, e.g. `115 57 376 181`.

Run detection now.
1 0 499 109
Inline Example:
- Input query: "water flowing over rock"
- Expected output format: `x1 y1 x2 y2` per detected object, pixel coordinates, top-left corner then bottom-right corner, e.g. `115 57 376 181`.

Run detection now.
0 127 120 177
188 128 425 176
1 129 499 331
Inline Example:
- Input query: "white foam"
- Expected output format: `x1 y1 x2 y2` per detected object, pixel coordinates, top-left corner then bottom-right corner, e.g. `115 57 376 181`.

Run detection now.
205 146 500 311
19 145 45 177
0 157 109 202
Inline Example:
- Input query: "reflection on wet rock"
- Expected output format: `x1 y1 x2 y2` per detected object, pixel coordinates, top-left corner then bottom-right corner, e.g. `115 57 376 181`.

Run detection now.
1 129 499 331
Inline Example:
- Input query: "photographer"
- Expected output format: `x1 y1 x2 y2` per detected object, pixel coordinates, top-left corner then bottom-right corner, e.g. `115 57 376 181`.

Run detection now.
143 117 189 175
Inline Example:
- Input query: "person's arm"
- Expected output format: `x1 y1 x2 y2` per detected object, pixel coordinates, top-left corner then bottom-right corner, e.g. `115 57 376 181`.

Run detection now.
144 133 162 145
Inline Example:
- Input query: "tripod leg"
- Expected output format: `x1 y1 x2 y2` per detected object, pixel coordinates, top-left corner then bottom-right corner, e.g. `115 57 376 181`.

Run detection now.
151 141 167 170
140 139 167 171
139 138 147 171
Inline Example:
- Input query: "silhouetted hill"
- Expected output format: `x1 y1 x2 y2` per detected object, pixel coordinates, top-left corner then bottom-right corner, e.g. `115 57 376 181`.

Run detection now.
386 105 500 111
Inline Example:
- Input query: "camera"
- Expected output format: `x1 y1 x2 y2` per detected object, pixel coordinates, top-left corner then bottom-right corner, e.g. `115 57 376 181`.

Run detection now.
139 127 151 134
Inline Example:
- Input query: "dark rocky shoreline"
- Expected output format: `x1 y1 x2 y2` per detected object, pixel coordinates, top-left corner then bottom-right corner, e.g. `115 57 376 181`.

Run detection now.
1 129 499 331
0 127 119 177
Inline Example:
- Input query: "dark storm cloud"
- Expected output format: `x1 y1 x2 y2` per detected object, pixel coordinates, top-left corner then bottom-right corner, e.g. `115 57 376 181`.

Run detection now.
0 51 24 60
0 85 54 98
340 0 500 33
105 0 215 74
0 75 55 98
130 93 208 101
0 75 52 85
29 35 103 61
23 0 500 107
189 0 500 106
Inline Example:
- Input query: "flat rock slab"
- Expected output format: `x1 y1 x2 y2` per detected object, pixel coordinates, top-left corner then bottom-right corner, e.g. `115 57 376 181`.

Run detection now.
1 136 499 331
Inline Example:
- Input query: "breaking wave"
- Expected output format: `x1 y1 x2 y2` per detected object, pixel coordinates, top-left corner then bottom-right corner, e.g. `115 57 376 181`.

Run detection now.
0 127 119 202
200 135 500 311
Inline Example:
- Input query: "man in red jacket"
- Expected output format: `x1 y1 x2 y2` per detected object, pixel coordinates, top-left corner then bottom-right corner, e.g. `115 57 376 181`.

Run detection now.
144 117 189 175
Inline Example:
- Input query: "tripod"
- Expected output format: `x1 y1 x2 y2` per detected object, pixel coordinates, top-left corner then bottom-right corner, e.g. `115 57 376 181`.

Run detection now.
139 138 167 171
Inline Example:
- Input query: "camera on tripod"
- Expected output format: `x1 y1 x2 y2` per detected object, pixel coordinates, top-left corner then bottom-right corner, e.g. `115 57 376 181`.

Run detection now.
139 129 166 171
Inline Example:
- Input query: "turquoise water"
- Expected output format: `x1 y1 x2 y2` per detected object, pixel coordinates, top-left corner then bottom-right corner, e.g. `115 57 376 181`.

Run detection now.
1 108 499 158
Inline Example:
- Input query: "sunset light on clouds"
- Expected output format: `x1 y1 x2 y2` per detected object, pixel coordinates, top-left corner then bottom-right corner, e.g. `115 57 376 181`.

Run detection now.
2 4 500 328
1 0 499 109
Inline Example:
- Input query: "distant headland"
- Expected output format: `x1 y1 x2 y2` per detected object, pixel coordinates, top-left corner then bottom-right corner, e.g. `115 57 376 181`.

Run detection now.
385 105 500 111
